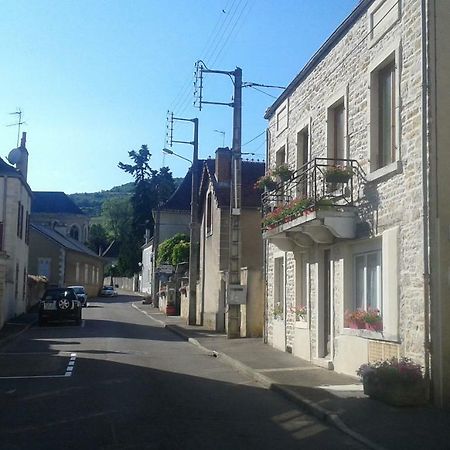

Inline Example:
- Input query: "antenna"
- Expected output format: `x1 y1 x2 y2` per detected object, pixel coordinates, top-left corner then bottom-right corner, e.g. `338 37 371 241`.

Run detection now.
6 109 26 147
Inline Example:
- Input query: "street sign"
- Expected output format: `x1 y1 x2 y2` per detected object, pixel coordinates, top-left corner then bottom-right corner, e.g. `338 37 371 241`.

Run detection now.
227 284 247 305
156 264 174 274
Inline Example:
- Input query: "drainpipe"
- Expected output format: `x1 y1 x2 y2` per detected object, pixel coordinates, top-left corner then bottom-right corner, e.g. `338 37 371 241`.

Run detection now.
421 0 432 391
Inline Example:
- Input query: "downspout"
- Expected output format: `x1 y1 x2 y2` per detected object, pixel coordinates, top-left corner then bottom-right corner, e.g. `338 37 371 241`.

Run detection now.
421 0 432 388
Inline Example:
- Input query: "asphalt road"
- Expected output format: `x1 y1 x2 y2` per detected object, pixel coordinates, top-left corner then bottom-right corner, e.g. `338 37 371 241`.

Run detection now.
0 294 366 450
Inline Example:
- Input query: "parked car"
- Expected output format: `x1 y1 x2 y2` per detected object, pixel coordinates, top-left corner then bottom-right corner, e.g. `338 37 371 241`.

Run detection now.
99 285 118 297
39 287 82 326
68 285 88 307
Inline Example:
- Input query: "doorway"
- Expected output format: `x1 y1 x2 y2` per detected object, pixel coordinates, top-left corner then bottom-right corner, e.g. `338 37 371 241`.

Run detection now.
322 249 332 358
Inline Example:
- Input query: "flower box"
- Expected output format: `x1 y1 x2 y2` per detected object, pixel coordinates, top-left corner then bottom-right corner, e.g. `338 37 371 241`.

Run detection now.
362 373 427 407
357 357 428 406
273 164 293 182
345 308 383 332
324 166 353 183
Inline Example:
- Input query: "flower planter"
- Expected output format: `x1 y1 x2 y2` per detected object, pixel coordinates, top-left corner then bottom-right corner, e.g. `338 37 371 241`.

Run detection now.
365 322 383 332
166 304 177 316
348 320 364 329
325 173 351 183
363 374 427 406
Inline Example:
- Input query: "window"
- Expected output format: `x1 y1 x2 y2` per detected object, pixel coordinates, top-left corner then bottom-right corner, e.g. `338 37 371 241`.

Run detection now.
17 202 21 237
25 212 30 245
276 146 286 168
378 62 395 168
354 250 382 310
206 193 212 235
70 225 80 241
274 256 285 318
14 263 19 300
296 127 309 197
38 258 51 278
276 105 288 133
370 54 398 173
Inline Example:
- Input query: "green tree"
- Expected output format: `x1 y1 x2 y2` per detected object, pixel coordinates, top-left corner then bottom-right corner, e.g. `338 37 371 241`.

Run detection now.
157 233 189 266
86 223 109 255
101 198 133 240
117 145 176 275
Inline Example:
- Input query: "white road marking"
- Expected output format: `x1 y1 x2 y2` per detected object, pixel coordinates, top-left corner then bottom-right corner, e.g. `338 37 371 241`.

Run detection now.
64 353 77 377
131 303 166 326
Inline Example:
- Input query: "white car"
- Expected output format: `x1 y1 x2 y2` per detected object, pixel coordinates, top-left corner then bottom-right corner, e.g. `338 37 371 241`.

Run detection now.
68 285 88 307
99 286 118 297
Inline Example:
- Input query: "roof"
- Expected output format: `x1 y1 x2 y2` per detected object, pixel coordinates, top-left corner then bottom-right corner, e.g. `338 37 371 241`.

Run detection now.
0 157 32 194
31 192 85 215
0 157 20 177
31 223 102 259
264 0 374 119
199 156 265 211
160 160 205 211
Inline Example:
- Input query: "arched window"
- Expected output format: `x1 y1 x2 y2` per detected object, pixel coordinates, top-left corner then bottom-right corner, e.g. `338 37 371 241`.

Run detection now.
69 224 80 241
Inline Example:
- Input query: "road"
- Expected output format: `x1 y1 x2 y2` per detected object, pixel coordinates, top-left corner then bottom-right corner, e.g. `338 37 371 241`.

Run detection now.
0 294 366 450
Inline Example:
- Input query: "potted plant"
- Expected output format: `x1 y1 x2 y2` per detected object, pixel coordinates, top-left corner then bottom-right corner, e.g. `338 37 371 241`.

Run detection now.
357 357 428 406
255 173 277 191
345 308 383 331
292 305 307 321
179 286 187 296
273 302 283 320
324 165 353 183
273 163 294 181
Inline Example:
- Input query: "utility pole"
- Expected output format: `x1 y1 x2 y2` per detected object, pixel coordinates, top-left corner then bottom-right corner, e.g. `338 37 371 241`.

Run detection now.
195 61 243 338
167 112 200 326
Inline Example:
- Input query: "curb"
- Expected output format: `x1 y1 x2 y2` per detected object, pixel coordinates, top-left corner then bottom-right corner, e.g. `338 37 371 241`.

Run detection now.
133 304 385 450
0 320 37 350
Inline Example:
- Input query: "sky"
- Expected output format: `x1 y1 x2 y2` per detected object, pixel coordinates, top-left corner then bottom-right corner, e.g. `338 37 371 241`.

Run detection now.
0 0 358 194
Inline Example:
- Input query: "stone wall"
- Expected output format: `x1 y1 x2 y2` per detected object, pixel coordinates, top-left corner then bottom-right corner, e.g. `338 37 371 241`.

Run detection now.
265 0 425 372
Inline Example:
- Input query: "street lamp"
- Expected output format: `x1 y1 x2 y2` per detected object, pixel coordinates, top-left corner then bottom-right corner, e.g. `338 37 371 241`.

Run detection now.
110 264 115 286
162 148 192 164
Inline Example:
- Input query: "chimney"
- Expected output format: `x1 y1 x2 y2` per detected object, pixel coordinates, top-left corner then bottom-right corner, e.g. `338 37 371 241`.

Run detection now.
215 147 231 183
17 132 29 181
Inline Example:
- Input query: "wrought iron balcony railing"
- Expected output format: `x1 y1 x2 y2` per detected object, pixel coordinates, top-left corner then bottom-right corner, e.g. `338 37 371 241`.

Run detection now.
261 158 366 230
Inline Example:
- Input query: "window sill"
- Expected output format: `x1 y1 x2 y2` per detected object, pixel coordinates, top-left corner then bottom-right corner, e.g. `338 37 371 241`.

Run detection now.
295 320 308 329
341 327 399 343
366 160 402 183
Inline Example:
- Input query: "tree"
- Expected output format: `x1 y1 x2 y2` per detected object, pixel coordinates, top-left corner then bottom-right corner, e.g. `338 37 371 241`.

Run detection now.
157 233 189 266
86 223 109 255
101 198 133 240
117 145 176 274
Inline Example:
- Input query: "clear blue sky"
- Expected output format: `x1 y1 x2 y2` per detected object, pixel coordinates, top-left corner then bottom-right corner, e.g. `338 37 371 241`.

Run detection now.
0 0 357 194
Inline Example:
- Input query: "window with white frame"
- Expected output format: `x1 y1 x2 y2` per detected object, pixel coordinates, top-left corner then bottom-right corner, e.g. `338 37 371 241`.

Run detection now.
370 53 398 172
354 250 382 310
206 192 212 235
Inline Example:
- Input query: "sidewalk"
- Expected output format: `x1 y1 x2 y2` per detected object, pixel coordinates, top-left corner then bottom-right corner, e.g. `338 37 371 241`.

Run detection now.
135 302 450 450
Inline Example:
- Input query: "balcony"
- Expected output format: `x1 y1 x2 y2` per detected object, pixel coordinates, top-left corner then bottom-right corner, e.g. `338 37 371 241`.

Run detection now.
261 158 365 250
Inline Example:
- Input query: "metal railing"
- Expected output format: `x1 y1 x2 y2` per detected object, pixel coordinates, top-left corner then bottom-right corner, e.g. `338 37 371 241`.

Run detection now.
261 158 366 218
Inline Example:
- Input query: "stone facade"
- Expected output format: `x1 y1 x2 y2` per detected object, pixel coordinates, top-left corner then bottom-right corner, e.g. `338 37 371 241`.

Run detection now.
0 173 32 327
264 0 431 387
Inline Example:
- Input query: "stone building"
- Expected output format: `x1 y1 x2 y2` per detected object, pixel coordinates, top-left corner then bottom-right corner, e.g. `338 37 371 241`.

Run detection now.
0 133 32 327
31 191 89 243
197 148 265 336
262 0 450 406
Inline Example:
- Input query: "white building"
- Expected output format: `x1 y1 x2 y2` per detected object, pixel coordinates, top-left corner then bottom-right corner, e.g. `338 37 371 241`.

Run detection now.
0 133 32 327
263 0 450 407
